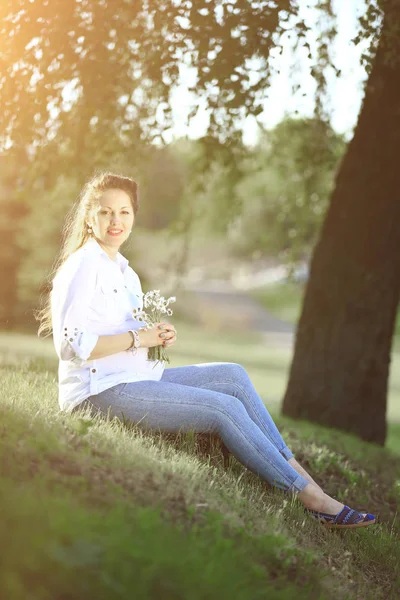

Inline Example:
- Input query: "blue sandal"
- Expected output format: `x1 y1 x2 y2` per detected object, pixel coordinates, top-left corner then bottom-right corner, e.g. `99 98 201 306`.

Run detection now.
306 505 376 529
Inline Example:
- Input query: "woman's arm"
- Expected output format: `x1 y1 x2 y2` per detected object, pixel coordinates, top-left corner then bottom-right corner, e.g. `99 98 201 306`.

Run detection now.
87 325 175 360
51 252 175 362
51 254 99 361
87 331 135 360
88 329 150 360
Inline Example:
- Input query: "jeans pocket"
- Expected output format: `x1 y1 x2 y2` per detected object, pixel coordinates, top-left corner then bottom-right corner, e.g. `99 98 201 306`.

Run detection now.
110 382 130 396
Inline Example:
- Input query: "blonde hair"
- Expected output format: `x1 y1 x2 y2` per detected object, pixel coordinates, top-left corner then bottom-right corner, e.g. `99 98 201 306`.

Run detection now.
36 171 139 337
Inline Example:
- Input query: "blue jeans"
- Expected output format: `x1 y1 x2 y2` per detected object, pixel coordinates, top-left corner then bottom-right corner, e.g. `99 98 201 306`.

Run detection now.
73 362 309 494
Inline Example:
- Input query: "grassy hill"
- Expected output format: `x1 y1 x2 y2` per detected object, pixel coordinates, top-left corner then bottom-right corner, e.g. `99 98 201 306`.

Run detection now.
1 324 399 599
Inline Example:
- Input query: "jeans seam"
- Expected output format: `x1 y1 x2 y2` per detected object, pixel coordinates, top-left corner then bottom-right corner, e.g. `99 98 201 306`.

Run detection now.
114 387 300 490
290 474 309 493
198 379 290 458
214 405 301 491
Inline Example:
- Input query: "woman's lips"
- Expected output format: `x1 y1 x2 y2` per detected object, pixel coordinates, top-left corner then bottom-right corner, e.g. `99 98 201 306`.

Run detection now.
107 230 123 236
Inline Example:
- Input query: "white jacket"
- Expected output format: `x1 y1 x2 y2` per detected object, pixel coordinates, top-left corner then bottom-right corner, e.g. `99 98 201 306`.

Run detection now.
51 237 164 412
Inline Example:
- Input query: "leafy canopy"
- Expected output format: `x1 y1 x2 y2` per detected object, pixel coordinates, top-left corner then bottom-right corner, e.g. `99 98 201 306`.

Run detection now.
0 0 378 155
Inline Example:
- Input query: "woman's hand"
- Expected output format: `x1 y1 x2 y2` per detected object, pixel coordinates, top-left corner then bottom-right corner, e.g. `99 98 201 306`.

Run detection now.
160 322 177 348
138 322 177 349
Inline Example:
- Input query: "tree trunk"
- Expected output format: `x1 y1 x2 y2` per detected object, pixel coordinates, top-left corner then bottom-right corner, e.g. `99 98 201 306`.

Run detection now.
282 10 400 445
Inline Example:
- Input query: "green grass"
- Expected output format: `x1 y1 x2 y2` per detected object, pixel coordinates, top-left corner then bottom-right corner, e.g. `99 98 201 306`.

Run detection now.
1 326 400 599
3 316 400 447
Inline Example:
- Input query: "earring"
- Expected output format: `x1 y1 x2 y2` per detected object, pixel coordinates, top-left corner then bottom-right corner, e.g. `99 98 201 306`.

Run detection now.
87 225 93 235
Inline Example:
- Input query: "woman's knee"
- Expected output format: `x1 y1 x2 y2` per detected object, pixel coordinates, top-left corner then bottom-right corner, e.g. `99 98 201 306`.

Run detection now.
217 362 248 382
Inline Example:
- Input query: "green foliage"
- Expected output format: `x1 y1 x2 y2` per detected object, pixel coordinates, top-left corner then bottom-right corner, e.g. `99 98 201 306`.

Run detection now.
138 145 186 230
0 0 382 326
0 0 378 155
0 0 296 150
157 118 346 277
229 118 346 261
172 138 244 237
16 176 80 315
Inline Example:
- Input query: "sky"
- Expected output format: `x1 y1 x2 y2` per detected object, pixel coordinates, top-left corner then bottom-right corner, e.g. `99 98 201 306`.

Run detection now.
165 0 369 146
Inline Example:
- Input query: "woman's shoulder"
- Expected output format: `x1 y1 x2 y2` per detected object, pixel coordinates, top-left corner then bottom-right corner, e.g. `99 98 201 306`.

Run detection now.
54 244 101 284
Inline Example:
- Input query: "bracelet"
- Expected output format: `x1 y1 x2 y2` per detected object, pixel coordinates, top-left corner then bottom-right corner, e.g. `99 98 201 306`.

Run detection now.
127 329 141 355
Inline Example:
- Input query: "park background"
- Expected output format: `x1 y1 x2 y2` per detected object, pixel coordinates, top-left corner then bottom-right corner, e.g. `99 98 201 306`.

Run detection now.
1 0 400 598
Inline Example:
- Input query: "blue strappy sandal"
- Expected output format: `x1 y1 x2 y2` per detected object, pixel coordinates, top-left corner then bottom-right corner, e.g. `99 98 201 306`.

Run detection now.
306 505 376 529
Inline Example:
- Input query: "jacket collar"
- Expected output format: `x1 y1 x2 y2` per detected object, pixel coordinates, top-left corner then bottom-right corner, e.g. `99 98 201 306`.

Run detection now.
84 237 129 272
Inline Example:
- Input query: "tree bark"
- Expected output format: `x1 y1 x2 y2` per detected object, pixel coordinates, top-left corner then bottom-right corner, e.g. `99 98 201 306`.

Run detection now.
282 9 400 445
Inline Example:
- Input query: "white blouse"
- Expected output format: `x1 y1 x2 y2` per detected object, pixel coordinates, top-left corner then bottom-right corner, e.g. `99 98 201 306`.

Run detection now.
51 237 165 413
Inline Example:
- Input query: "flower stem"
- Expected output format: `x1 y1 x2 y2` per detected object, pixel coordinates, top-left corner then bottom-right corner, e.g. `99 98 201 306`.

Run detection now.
146 309 170 364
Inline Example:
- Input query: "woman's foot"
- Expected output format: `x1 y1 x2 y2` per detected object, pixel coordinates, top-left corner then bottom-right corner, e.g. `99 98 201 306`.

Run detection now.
289 460 367 516
308 505 376 528
297 485 375 528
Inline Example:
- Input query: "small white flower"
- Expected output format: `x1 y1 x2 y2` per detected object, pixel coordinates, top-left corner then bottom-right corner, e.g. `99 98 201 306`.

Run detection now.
135 289 176 336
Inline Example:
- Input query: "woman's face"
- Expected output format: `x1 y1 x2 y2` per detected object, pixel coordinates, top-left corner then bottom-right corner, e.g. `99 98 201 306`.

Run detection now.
88 188 135 253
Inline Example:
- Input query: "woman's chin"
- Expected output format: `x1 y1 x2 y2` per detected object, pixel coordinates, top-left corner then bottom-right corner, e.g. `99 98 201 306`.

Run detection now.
104 233 126 244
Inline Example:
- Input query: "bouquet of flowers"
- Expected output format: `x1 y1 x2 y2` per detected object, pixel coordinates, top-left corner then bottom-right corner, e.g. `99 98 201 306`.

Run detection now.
132 289 176 365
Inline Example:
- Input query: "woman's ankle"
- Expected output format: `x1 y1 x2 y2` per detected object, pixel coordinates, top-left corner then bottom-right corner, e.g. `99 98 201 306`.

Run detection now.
288 458 323 492
297 485 344 514
297 484 325 511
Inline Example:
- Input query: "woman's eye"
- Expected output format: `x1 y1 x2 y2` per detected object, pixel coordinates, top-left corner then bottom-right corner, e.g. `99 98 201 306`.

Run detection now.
122 211 130 215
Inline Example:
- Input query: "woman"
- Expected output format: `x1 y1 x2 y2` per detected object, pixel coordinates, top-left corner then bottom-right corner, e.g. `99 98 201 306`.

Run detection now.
38 171 375 529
